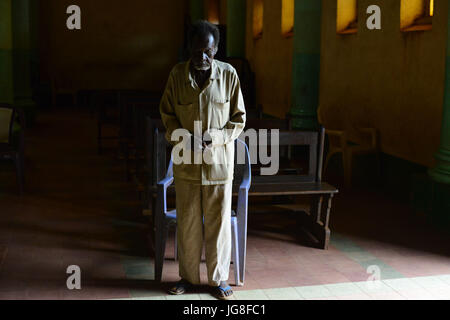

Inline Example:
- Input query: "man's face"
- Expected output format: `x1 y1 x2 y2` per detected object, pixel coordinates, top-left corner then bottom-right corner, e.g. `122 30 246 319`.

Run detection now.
190 33 217 71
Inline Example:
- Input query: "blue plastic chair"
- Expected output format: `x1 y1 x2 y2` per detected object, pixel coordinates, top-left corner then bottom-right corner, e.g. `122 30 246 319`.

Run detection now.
154 138 251 286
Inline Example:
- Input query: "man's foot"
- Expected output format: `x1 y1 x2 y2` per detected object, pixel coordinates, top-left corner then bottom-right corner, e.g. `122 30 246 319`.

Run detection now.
213 281 233 300
168 279 193 295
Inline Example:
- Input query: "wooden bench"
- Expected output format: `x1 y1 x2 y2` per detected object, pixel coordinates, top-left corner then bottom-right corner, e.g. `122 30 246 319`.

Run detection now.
242 127 338 250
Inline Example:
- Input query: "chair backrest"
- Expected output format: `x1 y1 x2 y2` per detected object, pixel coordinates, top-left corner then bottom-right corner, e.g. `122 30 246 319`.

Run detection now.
233 139 251 187
248 126 325 183
145 118 168 186
0 104 15 144
245 118 291 131
91 90 120 119
242 117 292 161
153 127 173 185
278 127 325 183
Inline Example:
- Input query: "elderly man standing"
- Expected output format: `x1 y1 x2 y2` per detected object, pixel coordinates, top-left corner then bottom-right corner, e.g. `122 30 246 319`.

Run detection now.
159 20 246 299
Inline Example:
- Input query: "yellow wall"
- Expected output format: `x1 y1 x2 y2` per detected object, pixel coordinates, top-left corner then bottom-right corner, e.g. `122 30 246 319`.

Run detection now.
319 0 447 167
39 0 187 92
245 0 293 118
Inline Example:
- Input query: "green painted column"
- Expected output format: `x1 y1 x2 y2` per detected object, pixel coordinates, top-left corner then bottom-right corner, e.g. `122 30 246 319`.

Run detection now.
290 0 322 129
226 0 246 58
0 0 14 104
190 0 204 22
427 3 450 225
11 0 37 125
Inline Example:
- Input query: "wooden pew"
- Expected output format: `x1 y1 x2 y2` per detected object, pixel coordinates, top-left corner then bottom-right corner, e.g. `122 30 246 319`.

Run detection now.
245 127 338 249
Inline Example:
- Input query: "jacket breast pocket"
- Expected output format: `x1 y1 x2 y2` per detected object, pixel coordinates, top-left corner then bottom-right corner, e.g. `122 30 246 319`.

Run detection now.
175 102 195 130
211 98 230 128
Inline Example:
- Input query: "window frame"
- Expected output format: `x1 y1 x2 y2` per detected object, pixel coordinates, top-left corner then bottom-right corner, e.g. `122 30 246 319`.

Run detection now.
281 0 294 38
336 0 358 35
401 0 433 32
253 0 264 40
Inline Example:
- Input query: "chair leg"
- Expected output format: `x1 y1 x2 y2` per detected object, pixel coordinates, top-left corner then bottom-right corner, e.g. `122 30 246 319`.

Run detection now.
324 150 339 175
236 219 247 286
15 153 24 195
343 151 352 188
97 123 102 155
376 151 382 183
154 224 169 282
231 222 240 286
73 93 78 108
324 153 332 174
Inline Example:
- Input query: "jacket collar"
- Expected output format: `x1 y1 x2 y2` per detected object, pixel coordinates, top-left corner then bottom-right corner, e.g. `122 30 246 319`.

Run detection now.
185 59 220 85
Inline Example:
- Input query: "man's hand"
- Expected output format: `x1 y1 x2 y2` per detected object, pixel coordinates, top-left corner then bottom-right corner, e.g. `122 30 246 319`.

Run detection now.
202 141 212 149
203 131 213 150
191 135 204 152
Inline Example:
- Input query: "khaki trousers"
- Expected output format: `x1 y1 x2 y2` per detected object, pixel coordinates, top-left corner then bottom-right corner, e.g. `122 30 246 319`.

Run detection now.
175 178 232 287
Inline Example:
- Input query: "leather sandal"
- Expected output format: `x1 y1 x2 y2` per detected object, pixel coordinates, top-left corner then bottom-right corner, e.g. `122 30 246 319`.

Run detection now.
168 279 192 295
213 285 234 300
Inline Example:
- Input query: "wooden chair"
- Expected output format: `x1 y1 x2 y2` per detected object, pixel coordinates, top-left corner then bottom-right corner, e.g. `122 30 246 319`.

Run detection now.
323 127 380 188
120 90 161 181
142 118 167 217
0 104 25 194
51 75 77 107
92 90 121 155
154 138 252 286
318 105 380 188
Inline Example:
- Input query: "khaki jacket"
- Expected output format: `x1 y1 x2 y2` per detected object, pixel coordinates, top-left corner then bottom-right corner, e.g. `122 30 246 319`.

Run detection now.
159 59 246 185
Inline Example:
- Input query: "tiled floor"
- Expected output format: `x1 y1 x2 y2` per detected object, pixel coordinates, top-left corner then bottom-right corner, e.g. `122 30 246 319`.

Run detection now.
1 108 450 300
110 275 450 300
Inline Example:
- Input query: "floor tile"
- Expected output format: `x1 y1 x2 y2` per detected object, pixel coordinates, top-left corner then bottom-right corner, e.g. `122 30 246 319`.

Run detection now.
410 275 449 289
382 278 423 291
323 282 364 297
165 293 202 300
435 275 450 286
354 280 396 294
132 296 166 300
294 285 333 299
337 293 372 300
306 296 339 300
263 287 303 300
368 292 405 300
426 286 450 300
395 289 436 300
198 293 219 300
234 289 269 300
